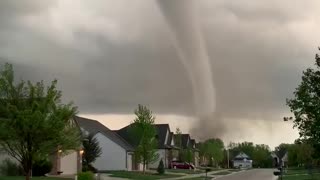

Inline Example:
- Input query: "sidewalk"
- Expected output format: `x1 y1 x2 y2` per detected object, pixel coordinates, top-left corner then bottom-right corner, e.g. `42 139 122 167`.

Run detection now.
161 169 239 180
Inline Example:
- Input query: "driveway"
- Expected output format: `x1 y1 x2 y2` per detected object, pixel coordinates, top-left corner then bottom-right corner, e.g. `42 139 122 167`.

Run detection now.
216 169 277 180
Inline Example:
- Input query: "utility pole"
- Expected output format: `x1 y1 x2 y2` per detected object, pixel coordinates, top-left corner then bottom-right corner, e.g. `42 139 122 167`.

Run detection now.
227 149 230 169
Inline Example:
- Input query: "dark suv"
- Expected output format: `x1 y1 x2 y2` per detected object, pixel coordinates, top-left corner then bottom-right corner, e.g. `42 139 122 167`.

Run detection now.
169 161 195 169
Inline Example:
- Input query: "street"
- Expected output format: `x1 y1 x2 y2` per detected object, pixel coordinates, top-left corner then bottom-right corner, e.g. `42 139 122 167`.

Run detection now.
216 169 277 180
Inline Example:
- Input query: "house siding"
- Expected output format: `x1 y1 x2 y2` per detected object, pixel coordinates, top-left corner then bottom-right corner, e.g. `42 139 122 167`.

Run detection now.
148 149 165 169
93 132 129 171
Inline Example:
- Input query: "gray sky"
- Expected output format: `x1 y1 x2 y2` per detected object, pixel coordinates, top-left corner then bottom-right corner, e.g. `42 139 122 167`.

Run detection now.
1 0 319 147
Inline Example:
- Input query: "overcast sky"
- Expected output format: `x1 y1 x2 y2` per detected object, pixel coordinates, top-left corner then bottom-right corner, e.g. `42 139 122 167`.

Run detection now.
1 0 319 148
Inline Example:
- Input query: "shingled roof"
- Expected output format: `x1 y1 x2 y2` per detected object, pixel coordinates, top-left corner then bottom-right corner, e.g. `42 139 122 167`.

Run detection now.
115 123 174 149
74 116 134 151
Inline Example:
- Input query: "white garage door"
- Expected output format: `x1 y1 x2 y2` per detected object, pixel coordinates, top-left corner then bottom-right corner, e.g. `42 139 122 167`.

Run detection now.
60 151 77 175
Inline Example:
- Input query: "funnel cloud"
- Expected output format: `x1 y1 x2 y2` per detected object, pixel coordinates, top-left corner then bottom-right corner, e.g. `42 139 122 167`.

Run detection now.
157 0 216 118
0 0 318 145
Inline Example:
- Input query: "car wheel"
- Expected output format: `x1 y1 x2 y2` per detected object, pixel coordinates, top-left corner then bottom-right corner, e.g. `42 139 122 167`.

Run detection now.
174 166 177 169
189 166 192 170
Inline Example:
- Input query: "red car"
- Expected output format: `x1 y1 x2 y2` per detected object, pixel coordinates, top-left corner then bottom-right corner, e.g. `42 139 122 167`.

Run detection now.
170 161 195 169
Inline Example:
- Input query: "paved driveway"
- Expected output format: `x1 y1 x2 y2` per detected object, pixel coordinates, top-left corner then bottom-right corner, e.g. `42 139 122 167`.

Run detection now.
216 169 277 180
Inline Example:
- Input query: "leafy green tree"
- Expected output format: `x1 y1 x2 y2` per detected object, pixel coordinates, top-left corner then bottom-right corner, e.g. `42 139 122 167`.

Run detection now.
252 144 272 168
181 148 194 164
286 49 320 154
82 133 102 171
197 138 224 167
174 128 185 161
228 142 272 168
130 104 158 173
0 63 80 180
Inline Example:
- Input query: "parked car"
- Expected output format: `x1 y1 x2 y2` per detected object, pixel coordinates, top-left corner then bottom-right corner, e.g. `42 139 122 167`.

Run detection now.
169 161 195 169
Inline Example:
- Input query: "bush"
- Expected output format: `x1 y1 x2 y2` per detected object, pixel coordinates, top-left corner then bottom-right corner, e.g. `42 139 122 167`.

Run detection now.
32 158 53 176
0 158 24 176
157 159 165 174
78 171 94 180
82 164 97 173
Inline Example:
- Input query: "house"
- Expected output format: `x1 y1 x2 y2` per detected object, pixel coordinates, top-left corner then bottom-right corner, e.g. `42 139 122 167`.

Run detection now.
189 139 200 167
115 124 179 169
50 149 83 175
232 152 252 168
175 134 200 167
74 116 135 171
272 151 288 167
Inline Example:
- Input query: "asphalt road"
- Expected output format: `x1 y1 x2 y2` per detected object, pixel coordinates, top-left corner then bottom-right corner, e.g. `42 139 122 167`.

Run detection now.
216 169 277 180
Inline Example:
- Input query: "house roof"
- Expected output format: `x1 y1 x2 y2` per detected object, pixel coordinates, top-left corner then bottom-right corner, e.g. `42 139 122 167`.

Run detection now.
115 123 173 149
167 132 180 150
74 116 134 151
233 152 251 161
181 134 191 149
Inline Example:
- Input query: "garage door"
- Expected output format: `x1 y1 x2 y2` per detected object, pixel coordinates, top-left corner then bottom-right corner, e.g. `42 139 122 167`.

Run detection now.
60 151 78 175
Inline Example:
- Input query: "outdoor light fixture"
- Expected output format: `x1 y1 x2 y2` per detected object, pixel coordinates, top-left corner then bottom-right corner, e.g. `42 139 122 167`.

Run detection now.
58 149 62 153
80 149 84 155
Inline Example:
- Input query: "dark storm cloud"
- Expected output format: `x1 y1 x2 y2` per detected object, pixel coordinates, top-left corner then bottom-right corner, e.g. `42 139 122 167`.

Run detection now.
0 0 319 139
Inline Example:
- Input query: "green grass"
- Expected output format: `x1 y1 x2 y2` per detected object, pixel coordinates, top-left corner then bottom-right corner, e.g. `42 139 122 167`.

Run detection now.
166 169 204 174
0 177 72 180
282 168 320 180
211 171 231 175
105 171 182 180
283 174 320 180
198 167 219 171
181 176 211 180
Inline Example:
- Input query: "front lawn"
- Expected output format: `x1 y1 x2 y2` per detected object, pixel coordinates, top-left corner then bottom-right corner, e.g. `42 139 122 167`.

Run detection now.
282 168 320 180
105 171 182 180
283 174 320 180
211 171 231 175
166 169 204 174
182 176 211 180
0 177 72 180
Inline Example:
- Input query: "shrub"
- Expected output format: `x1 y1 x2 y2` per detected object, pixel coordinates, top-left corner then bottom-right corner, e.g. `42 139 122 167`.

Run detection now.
82 164 97 173
157 159 165 174
78 171 94 180
32 158 53 176
0 158 24 176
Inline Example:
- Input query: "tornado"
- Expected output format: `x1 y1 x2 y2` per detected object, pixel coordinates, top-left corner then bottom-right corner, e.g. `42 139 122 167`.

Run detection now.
157 0 216 118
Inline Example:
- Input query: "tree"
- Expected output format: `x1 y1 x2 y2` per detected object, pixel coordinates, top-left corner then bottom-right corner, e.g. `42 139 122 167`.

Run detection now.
157 159 165 174
130 104 158 173
174 128 184 161
82 133 102 171
197 138 224 167
286 48 320 152
228 142 272 168
0 63 80 180
252 144 272 168
181 148 194 164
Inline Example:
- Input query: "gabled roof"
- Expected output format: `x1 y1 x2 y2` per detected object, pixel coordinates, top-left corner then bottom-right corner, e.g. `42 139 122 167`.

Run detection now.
115 123 173 149
155 124 171 149
233 152 251 161
181 134 191 149
167 132 180 150
74 116 134 151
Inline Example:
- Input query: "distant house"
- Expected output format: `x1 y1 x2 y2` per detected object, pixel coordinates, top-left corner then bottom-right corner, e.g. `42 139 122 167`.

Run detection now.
74 116 135 171
272 151 288 167
232 152 252 168
175 134 200 167
189 139 200 167
116 124 179 169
